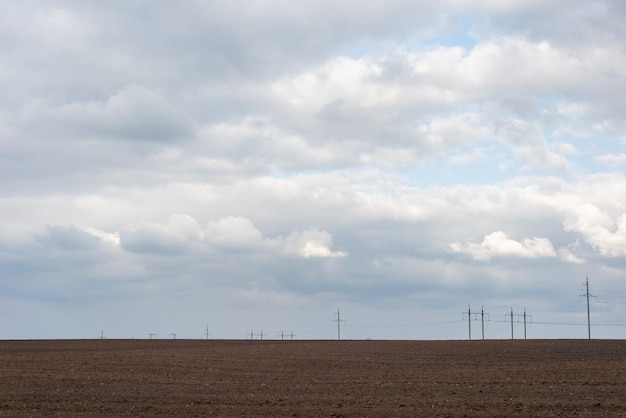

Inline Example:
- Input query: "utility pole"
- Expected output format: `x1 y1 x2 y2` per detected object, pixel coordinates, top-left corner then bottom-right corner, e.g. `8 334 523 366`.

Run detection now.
467 305 471 340
149 333 156 339
204 326 210 340
462 305 472 340
523 308 527 340
170 333 177 339
280 330 295 341
100 330 104 340
587 277 591 340
508 307 514 339
580 277 595 340
250 330 264 340
462 306 488 340
481 306 490 340
506 308 531 340
333 308 344 340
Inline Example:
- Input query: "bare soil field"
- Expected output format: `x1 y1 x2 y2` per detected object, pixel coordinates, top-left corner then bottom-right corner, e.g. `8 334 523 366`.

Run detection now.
0 339 625 417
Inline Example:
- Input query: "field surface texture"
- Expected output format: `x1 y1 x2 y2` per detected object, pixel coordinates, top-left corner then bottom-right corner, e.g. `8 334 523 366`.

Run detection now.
0 339 625 417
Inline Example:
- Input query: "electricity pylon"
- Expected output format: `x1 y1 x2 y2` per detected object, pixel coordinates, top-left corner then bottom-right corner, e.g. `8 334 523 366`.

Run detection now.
333 308 345 340
580 277 596 339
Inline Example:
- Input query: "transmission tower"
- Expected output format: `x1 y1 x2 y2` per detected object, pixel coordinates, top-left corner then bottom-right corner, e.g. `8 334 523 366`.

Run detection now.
480 306 490 340
333 308 345 340
462 305 475 340
506 308 531 339
462 305 490 340
280 330 295 340
249 330 264 340
580 276 596 340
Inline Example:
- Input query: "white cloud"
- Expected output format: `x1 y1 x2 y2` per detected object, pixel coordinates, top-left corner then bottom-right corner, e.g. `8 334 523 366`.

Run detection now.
558 248 585 264
449 0 546 13
108 212 348 260
198 117 342 170
81 226 120 248
265 34 624 173
451 231 557 260
120 214 201 254
570 212 626 257
523 174 626 257
284 228 347 259
204 216 265 249
596 153 626 168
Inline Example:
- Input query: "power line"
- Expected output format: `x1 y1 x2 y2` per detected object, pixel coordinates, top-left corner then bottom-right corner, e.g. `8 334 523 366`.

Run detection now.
531 321 626 326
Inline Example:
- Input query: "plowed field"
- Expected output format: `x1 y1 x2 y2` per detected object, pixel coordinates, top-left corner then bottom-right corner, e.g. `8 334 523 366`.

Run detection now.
1 339 625 417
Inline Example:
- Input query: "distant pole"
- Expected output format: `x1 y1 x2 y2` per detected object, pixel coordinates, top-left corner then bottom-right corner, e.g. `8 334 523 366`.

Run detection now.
170 333 177 339
510 307 514 340
204 326 210 340
100 330 104 340
462 306 479 340
524 308 526 339
337 309 341 340
279 331 294 341
579 276 596 340
468 305 471 340
481 306 485 340
587 277 591 339
584 276 593 340
333 308 344 340
506 309 530 340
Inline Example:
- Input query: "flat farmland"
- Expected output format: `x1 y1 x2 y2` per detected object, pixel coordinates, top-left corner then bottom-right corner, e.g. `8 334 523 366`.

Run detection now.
1 339 625 417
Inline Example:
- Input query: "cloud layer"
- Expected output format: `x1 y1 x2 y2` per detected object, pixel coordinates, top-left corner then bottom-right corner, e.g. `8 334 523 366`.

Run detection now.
1 1 626 340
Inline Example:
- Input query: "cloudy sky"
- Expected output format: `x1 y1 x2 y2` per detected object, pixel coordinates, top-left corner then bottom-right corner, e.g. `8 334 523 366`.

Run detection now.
2 0 626 340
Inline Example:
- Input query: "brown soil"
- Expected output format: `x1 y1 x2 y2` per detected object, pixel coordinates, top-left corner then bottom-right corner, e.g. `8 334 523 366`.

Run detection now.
0 339 625 417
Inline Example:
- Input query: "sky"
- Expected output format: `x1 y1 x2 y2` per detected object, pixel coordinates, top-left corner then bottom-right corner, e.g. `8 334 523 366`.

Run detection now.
2 0 626 340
